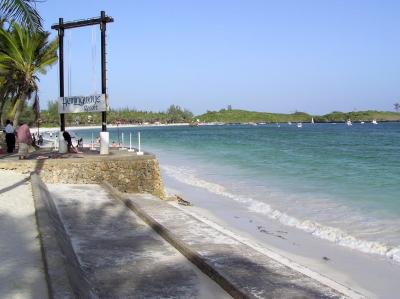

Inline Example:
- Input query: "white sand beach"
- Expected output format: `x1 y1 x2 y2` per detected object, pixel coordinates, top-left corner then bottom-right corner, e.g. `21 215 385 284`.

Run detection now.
30 122 190 134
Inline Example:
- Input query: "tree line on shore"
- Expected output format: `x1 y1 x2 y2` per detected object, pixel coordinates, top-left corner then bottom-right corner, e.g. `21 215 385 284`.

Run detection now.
196 108 400 123
15 103 400 128
36 102 194 127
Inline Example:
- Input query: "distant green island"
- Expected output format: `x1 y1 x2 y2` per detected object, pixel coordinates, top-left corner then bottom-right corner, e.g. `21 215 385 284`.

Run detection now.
195 109 400 124
15 101 400 127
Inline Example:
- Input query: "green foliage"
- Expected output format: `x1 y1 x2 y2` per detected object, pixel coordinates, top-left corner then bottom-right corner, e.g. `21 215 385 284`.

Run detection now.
195 109 400 123
47 100 58 115
196 109 312 123
37 104 195 127
0 0 43 31
0 23 58 125
24 106 400 128
320 110 400 122
165 104 193 123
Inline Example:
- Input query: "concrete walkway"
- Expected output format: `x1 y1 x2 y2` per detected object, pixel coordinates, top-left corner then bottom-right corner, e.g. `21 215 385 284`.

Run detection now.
27 179 360 298
46 184 230 298
0 170 48 299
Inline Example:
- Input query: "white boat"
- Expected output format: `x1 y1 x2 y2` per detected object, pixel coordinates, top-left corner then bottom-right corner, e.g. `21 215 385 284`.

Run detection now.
311 117 315 124
39 131 58 147
297 123 302 128
372 119 378 125
360 121 365 124
346 120 352 126
288 121 292 125
40 130 80 148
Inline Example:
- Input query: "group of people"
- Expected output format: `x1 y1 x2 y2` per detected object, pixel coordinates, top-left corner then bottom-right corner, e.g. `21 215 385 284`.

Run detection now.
3 120 81 159
4 120 34 159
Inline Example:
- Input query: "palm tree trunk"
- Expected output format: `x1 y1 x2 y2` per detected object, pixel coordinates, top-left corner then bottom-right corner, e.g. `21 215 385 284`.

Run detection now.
13 98 25 126
0 89 9 126
0 100 6 127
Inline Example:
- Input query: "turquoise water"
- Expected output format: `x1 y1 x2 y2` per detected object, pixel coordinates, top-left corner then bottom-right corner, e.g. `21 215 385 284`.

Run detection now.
75 123 400 260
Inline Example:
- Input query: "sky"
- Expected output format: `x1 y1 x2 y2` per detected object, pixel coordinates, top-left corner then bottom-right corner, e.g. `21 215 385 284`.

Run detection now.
36 0 400 115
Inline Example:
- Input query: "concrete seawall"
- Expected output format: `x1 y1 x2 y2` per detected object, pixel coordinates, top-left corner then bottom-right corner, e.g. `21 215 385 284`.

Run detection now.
0 149 165 198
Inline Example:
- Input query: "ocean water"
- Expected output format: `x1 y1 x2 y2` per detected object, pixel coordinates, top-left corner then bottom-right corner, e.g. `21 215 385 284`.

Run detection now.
75 122 400 262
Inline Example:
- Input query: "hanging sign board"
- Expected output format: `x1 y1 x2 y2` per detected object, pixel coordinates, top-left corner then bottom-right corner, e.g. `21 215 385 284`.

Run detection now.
58 94 108 113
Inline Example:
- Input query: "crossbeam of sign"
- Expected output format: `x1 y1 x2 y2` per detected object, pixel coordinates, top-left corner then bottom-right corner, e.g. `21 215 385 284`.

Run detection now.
58 94 108 113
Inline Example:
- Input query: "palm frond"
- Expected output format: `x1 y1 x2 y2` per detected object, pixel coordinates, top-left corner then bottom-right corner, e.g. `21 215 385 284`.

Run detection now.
0 21 56 124
0 0 42 31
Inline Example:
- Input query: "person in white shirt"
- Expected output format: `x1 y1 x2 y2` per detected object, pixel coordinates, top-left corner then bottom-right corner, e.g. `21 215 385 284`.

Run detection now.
4 119 16 153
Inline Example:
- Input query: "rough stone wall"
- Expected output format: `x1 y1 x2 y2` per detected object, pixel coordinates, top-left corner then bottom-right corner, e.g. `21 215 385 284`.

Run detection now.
0 157 165 198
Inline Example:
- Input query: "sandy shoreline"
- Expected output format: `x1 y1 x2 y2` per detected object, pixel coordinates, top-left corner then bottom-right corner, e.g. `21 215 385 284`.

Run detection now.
30 123 190 134
168 200 365 298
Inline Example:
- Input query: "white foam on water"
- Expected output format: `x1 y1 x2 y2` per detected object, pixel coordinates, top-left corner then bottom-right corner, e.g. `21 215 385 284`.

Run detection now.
161 164 400 263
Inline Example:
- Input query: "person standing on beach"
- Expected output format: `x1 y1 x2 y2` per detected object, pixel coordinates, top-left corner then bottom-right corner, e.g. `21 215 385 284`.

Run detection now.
16 123 32 159
4 120 16 153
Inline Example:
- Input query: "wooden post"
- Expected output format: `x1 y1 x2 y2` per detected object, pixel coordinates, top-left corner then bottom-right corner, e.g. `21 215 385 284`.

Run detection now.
58 18 65 132
51 12 114 134
101 10 107 132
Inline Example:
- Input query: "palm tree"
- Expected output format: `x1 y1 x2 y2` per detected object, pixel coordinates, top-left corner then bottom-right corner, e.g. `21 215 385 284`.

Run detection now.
0 22 57 126
394 103 400 112
0 0 42 31
0 70 19 125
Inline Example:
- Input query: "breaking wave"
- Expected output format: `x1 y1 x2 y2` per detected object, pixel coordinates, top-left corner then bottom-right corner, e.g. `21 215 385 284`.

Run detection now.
161 164 400 263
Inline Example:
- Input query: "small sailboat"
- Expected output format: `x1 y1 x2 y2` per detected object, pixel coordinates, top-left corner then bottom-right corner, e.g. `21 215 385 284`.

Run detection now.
372 119 378 125
360 121 365 124
311 117 315 124
346 119 352 126
288 121 292 125
297 122 302 128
